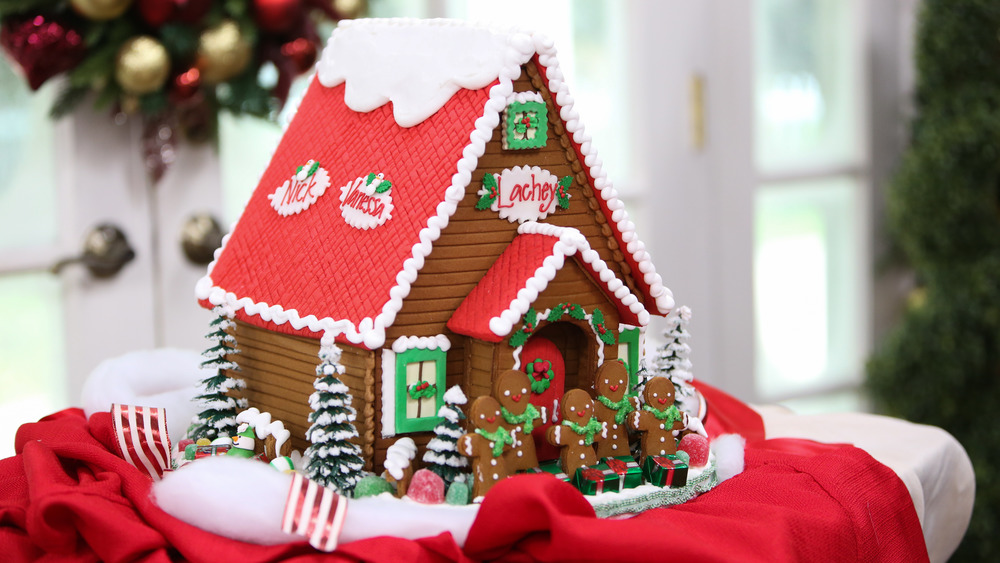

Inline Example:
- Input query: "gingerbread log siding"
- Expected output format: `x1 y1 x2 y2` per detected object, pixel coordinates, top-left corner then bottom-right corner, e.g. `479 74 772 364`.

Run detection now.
231 320 375 459
387 61 643 344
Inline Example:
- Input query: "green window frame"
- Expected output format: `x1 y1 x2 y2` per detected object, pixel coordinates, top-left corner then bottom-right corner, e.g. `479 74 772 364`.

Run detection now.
503 100 548 150
394 347 446 433
618 327 641 391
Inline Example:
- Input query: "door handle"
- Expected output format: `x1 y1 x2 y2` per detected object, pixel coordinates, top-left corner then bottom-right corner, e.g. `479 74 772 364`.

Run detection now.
180 213 223 266
51 224 135 278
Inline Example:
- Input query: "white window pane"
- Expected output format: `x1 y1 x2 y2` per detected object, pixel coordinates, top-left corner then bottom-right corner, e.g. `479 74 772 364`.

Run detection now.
754 176 863 399
755 0 861 172
0 274 67 457
0 60 58 250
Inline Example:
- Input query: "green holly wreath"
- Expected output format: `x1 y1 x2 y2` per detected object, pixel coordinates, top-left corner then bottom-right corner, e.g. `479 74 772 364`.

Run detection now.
407 381 437 400
525 358 555 394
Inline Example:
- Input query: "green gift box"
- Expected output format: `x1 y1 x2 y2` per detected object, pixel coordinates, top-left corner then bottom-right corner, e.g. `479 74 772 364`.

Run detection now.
642 454 688 488
530 459 571 483
600 456 643 491
573 465 619 495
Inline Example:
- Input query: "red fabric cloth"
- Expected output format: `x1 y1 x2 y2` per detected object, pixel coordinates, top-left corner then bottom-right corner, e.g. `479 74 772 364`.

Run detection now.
1 390 928 562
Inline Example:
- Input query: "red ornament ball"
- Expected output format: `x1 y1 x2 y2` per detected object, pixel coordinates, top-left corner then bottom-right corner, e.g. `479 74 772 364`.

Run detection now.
137 0 210 27
280 37 317 73
0 15 86 90
253 0 303 34
174 0 211 24
678 433 710 467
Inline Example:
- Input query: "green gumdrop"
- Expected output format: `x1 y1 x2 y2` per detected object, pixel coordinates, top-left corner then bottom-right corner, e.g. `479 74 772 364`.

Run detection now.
184 444 197 460
674 450 691 464
445 480 471 506
353 475 394 499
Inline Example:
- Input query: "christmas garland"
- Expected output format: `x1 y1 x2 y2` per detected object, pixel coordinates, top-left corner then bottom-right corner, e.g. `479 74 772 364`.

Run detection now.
508 303 616 348
0 0 362 181
524 358 555 394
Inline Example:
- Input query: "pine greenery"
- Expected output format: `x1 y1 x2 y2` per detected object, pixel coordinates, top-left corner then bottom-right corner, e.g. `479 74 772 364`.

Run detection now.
303 345 365 495
422 386 469 487
866 1 1000 558
189 306 246 441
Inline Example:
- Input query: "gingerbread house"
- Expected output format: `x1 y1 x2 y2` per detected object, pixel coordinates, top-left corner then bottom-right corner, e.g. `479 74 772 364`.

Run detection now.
196 19 674 471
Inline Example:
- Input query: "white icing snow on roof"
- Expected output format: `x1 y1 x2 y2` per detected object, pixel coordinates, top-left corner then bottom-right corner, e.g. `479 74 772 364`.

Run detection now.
317 19 532 127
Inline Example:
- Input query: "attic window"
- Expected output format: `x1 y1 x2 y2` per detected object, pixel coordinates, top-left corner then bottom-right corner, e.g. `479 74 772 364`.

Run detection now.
617 326 641 391
503 92 548 150
395 348 445 433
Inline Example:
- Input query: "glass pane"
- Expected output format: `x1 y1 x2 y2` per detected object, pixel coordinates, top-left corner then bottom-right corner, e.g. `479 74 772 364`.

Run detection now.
0 274 67 458
754 0 860 172
0 59 58 251
754 176 863 399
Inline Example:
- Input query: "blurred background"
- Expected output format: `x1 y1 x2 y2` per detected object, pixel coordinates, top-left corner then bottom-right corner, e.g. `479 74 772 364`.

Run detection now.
7 0 1000 557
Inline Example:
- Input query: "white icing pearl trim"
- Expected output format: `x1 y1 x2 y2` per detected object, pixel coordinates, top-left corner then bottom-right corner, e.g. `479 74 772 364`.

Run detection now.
390 334 451 353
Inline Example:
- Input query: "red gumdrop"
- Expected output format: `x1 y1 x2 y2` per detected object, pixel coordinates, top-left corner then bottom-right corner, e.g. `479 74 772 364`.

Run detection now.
407 469 445 504
679 433 710 467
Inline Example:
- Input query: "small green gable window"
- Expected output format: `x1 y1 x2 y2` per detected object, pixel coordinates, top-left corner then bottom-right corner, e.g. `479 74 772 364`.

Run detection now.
503 93 548 150
394 347 446 434
618 326 641 392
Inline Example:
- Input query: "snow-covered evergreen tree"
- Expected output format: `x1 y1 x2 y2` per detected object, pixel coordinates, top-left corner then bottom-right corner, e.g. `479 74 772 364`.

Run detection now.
303 344 365 494
652 306 698 415
189 306 247 441
422 386 468 486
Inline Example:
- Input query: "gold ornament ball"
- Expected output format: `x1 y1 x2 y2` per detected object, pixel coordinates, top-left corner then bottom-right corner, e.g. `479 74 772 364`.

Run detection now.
70 0 133 21
115 36 170 95
334 0 368 19
197 20 252 85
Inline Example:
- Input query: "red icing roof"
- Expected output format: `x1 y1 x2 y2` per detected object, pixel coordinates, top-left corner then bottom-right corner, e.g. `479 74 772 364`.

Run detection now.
201 78 495 344
448 232 643 342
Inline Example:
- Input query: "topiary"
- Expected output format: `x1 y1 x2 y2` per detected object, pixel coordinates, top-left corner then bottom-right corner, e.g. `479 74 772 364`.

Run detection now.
866 0 1000 559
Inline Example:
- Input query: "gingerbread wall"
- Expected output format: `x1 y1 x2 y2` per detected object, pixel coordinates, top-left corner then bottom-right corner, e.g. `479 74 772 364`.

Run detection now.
230 320 376 467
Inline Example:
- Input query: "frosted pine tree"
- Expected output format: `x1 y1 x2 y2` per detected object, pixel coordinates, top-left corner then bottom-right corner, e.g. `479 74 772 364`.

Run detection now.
303 344 364 494
653 306 698 415
422 386 469 486
189 306 247 441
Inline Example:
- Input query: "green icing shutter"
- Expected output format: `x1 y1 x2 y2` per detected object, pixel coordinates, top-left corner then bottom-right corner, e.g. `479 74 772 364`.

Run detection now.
394 347 447 434
618 327 641 391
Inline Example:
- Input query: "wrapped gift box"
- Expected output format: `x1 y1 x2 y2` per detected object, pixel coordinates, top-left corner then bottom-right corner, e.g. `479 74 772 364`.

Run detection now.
600 456 643 491
192 444 232 459
528 460 571 483
642 454 688 488
573 465 621 495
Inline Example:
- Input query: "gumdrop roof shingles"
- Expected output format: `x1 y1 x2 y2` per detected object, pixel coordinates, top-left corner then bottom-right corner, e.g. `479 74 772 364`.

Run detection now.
196 19 673 350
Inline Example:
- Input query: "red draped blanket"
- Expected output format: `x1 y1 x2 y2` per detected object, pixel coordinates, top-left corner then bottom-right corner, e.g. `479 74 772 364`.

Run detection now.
0 382 927 562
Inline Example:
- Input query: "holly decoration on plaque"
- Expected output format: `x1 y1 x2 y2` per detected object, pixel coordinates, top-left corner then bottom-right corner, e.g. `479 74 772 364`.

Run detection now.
556 176 572 210
365 172 392 194
408 381 437 400
508 307 538 348
546 302 587 322
476 173 499 210
525 358 555 394
297 160 320 179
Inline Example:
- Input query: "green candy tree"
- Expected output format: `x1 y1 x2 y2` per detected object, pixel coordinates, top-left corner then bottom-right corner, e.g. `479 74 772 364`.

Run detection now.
189 306 246 441
867 0 1000 558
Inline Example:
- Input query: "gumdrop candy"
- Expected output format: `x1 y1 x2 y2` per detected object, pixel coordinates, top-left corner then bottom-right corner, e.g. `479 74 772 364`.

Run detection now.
678 433 709 467
177 438 194 451
445 480 471 506
407 469 445 504
353 475 394 499
195 438 211 446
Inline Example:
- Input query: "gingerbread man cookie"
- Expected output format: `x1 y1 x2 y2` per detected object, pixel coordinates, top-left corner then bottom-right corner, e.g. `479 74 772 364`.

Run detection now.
546 389 607 476
631 377 686 463
460 396 515 499
593 361 640 459
493 370 545 472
